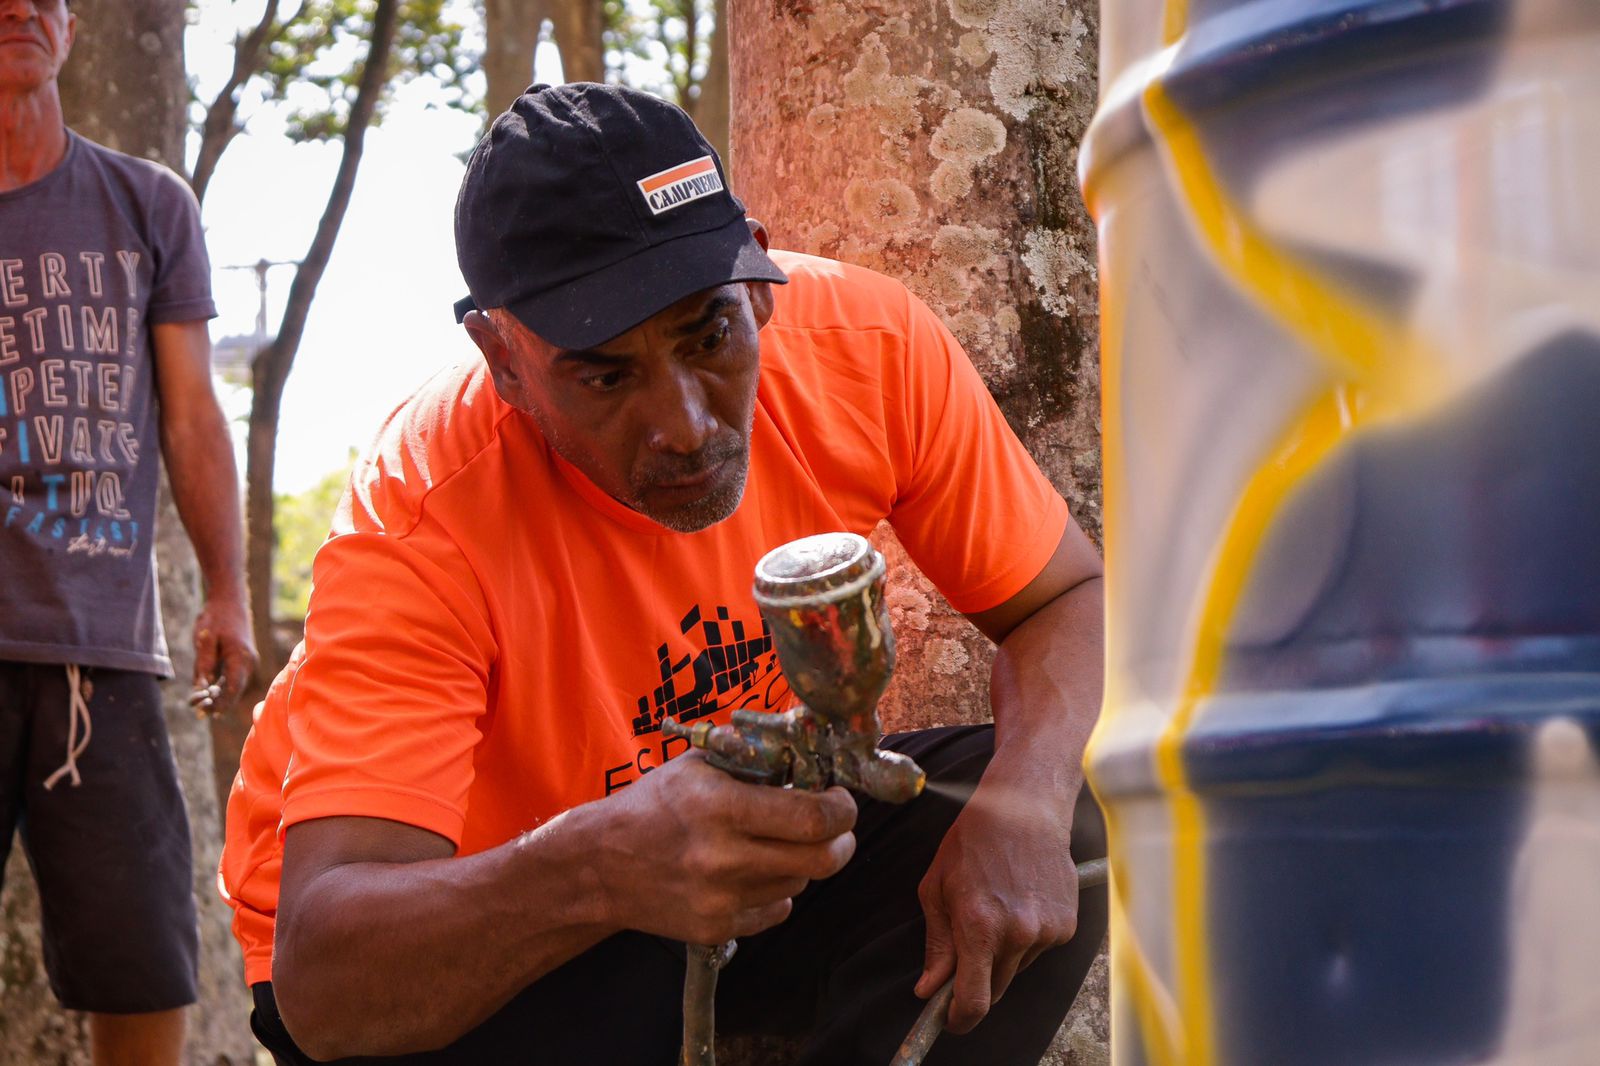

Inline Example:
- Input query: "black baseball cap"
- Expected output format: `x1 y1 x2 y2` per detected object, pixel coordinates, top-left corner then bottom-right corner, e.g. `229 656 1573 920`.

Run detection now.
453 83 787 349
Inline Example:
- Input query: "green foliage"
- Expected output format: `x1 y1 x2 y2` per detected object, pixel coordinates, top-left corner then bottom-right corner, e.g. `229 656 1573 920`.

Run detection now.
602 0 649 81
272 453 356 619
601 0 709 108
645 0 710 110
196 0 477 145
260 0 477 141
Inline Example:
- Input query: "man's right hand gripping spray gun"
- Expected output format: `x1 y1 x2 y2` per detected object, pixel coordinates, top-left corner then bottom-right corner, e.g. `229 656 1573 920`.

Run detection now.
662 531 925 1066
662 531 1109 1066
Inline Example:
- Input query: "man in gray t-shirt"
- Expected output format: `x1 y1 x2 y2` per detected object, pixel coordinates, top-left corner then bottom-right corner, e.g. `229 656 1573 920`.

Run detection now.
1 0 255 1061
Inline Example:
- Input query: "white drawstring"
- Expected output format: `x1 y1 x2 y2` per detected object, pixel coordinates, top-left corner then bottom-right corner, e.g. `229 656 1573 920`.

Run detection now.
43 664 93 791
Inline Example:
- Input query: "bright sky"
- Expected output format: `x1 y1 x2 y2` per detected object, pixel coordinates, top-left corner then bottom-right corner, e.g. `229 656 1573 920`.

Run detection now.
186 3 568 493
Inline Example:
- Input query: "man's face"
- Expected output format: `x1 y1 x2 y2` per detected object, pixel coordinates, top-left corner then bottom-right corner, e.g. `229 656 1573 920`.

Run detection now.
0 0 74 94
486 283 771 533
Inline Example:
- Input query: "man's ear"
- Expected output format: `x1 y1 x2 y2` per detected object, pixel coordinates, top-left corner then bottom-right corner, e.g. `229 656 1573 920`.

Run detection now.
463 310 525 406
744 281 776 330
746 218 771 251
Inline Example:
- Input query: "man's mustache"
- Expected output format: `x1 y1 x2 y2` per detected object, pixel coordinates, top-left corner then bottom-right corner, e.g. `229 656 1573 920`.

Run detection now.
635 435 747 486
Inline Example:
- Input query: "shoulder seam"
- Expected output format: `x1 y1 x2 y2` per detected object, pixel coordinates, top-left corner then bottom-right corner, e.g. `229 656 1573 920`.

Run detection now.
372 398 523 544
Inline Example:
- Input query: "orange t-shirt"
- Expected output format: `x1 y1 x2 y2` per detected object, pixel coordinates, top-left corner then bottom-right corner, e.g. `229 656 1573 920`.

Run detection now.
220 251 1070 985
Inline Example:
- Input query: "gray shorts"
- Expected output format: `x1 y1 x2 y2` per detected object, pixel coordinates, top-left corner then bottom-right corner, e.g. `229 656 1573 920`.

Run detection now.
0 661 198 1013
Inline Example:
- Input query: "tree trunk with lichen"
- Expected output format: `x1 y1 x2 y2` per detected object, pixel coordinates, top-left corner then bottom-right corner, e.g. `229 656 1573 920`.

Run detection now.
0 1 255 1063
727 1 1107 1062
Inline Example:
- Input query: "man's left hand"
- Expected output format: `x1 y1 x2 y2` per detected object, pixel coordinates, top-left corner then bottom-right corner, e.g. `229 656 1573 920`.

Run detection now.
914 777 1080 1034
191 595 257 716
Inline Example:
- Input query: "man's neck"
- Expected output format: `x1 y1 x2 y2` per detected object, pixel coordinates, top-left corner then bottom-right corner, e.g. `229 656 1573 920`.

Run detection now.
0 83 68 192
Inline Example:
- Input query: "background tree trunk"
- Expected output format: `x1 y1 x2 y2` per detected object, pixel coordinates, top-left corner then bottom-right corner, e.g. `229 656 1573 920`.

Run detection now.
697 0 730 162
1 3 256 1063
547 0 606 83
484 0 549 117
728 1 1106 1063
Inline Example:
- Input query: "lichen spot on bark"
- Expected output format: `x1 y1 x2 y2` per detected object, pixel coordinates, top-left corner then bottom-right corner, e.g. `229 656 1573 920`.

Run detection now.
958 31 993 66
807 103 841 138
947 0 1003 30
810 3 857 45
987 4 1091 119
926 264 969 306
948 311 1011 371
932 223 1001 272
842 33 893 105
928 637 972 676
928 110 1006 205
841 32 927 148
887 579 933 632
800 220 841 256
931 161 974 203
846 178 920 230
1022 228 1095 316
930 108 1006 164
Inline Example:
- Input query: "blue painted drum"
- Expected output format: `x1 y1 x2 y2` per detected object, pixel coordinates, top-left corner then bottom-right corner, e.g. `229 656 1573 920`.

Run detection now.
1081 1 1600 1063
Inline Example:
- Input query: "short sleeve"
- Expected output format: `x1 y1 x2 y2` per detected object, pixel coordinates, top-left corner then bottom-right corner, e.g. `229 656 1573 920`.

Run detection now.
279 524 496 846
145 170 216 324
887 288 1070 614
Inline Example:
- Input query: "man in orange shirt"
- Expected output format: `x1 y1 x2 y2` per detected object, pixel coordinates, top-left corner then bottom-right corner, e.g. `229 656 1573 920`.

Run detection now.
226 84 1106 1065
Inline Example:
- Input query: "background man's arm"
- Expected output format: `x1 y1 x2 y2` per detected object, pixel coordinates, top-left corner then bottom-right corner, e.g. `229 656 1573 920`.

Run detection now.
915 518 1105 1032
151 319 257 706
273 754 857 1059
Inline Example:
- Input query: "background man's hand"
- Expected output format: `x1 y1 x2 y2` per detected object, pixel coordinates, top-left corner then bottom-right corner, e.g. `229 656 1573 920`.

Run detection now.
914 778 1080 1033
190 594 257 716
597 752 858 945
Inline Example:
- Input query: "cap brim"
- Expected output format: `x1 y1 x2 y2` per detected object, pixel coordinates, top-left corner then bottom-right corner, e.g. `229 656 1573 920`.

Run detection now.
504 216 788 350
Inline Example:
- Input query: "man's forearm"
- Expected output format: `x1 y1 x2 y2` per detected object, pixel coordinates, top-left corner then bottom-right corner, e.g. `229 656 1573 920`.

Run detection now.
160 396 246 598
274 804 616 1058
985 575 1105 808
912 573 1104 1030
275 750 858 1058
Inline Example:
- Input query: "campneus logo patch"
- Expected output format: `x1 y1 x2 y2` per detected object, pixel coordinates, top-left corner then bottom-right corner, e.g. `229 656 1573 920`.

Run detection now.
637 156 724 216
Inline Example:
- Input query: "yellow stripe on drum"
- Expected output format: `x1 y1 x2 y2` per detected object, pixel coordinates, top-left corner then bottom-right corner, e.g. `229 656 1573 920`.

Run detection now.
1106 51 1452 1066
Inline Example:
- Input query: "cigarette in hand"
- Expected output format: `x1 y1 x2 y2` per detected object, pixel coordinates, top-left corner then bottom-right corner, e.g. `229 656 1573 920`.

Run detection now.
189 681 223 717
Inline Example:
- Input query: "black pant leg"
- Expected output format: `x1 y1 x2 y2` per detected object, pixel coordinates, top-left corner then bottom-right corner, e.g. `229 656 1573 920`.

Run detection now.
717 725 1108 1066
0 662 29 895
251 931 687 1065
22 666 198 1012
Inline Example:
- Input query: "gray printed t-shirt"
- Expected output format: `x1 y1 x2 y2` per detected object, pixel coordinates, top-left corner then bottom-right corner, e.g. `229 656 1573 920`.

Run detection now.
0 131 217 676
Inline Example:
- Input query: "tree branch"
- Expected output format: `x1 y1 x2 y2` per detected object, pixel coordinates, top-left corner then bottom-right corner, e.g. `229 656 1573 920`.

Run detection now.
192 0 283 204
245 0 402 680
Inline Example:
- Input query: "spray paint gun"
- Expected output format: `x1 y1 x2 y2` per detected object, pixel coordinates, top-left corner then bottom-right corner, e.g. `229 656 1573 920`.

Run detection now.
663 531 1107 1066
664 531 925 800
662 532 927 1065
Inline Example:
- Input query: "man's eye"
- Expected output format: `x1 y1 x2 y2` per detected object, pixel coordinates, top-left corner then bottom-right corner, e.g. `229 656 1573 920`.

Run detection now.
700 322 731 352
580 370 626 392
